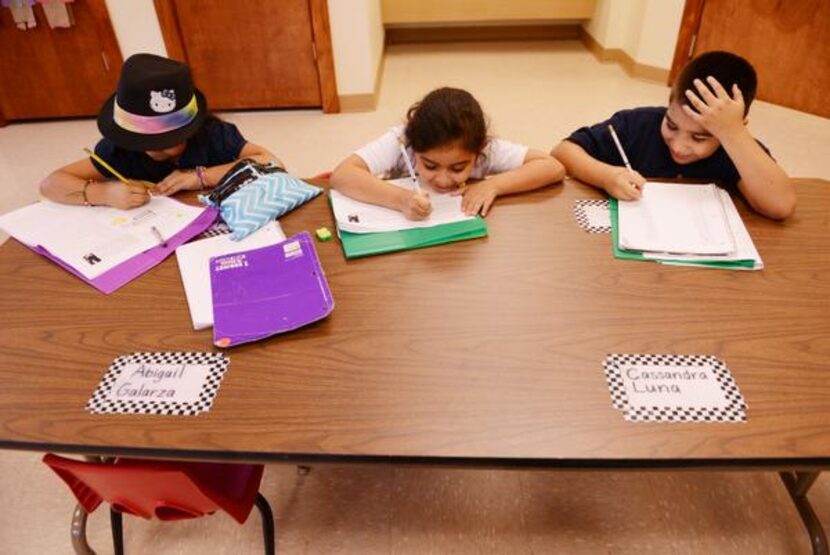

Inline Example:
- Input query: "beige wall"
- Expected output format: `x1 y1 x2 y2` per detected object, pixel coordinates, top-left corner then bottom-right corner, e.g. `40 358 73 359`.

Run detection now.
105 0 167 59
328 0 385 97
583 0 684 70
381 0 596 25
103 0 384 100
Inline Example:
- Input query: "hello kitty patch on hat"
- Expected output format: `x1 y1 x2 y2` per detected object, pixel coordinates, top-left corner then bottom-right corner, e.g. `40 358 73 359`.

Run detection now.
150 90 177 113
97 53 207 152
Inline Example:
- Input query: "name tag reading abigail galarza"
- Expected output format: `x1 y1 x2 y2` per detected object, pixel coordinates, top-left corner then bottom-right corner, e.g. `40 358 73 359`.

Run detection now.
86 352 229 416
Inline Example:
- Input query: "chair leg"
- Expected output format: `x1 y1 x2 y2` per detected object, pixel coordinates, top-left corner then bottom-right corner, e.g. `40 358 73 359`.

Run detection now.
255 492 276 555
70 504 96 555
110 508 124 555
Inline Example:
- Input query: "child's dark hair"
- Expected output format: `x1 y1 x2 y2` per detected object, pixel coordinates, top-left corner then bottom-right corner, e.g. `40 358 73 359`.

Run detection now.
671 51 757 116
404 87 488 154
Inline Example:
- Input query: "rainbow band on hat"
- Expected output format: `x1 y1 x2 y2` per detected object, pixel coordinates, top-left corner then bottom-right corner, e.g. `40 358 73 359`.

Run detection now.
113 94 198 135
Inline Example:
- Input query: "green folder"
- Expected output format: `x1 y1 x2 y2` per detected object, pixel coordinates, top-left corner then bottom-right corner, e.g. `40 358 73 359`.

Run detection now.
609 199 757 269
338 217 488 259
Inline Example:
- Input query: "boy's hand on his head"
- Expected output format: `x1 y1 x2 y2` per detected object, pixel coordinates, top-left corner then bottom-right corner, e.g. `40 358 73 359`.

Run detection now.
400 190 432 220
155 169 201 196
102 181 151 210
459 181 498 217
605 168 645 201
683 76 746 140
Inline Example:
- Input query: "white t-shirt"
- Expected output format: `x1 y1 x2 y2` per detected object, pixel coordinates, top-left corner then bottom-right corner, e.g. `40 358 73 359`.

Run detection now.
354 126 529 179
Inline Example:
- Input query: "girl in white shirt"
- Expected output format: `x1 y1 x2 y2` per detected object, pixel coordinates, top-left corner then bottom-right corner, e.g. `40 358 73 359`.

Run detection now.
331 87 564 220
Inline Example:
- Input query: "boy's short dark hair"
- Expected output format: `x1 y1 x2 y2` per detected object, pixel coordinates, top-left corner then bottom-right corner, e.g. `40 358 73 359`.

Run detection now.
671 51 758 116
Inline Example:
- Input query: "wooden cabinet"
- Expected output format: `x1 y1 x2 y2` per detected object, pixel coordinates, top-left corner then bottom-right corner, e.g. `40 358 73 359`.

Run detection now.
154 0 339 113
671 0 830 118
0 0 122 122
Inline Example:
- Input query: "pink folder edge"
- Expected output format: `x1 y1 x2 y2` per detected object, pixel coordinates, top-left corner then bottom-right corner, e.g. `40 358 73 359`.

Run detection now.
26 207 218 295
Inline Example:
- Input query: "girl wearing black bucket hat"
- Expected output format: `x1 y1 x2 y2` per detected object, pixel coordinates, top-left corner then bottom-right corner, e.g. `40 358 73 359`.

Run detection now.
40 53 280 209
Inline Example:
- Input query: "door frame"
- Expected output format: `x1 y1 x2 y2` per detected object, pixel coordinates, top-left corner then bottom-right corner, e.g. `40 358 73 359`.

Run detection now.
153 0 339 113
668 0 705 86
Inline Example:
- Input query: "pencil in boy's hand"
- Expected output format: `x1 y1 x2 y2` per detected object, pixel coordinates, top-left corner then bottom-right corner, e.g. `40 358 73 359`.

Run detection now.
607 125 633 173
398 141 421 193
83 147 154 188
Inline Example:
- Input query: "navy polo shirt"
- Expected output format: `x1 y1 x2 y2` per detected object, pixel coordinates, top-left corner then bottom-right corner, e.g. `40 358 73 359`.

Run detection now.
566 106 771 191
91 119 246 183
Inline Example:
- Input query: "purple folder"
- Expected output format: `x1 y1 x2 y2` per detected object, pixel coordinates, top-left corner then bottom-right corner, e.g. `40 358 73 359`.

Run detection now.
210 231 334 348
27 208 217 294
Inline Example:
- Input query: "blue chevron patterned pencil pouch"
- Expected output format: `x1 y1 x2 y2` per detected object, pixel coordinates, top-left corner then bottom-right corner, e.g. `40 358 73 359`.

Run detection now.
200 160 323 241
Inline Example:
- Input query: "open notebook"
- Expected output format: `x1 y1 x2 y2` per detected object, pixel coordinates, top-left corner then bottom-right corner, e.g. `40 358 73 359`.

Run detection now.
329 178 477 233
0 197 215 293
329 178 488 258
618 182 735 256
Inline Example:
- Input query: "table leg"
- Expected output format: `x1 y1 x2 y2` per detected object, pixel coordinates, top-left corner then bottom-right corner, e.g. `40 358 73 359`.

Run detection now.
70 503 96 555
780 471 828 555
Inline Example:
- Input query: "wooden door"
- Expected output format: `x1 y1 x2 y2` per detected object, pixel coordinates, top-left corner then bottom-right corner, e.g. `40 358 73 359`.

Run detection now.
154 0 339 113
670 0 830 118
0 0 122 121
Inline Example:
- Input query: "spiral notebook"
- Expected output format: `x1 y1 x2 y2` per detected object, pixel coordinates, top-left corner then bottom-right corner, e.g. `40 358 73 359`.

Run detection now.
210 231 334 347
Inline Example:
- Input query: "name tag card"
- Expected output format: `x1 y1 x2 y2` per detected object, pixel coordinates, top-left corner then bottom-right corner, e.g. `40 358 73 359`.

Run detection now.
573 200 611 234
603 354 747 423
87 352 229 416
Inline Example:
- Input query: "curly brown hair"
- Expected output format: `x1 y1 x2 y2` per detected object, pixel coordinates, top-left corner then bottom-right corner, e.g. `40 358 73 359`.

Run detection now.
404 87 488 154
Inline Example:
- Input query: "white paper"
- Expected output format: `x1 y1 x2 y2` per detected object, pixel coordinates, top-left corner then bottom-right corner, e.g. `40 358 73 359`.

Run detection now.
620 362 731 409
0 197 205 280
643 189 763 269
582 204 611 227
330 178 476 234
106 362 212 404
176 221 285 330
618 182 735 255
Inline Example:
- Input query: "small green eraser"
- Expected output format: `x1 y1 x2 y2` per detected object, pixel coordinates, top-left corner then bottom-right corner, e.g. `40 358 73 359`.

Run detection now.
315 227 332 241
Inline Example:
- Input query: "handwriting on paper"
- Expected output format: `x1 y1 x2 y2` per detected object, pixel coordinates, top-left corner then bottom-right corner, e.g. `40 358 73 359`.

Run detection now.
107 362 211 403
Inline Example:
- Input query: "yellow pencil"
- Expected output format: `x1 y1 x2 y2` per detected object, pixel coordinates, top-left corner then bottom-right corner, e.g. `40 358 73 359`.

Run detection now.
83 148 154 188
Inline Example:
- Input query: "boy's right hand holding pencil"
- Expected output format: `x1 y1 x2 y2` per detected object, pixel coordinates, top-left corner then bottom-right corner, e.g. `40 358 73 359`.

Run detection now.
605 124 645 201
605 167 646 201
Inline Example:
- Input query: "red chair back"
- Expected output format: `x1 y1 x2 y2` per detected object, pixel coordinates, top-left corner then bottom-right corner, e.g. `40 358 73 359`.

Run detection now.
43 454 264 524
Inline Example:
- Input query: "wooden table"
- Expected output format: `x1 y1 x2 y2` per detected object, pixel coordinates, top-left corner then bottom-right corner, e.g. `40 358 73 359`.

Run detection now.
1 178 829 552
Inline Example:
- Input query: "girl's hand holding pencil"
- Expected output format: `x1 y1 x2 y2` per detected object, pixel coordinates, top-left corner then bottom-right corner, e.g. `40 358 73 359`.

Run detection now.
397 139 432 220
83 148 156 189
97 180 152 210
82 148 152 209
399 189 432 221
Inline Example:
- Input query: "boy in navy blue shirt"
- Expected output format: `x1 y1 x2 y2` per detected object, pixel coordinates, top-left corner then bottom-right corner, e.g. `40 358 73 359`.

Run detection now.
552 51 795 220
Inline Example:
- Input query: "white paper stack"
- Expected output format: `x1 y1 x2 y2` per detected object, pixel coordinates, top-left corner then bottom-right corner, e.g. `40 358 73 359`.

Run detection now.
616 182 763 270
175 221 285 330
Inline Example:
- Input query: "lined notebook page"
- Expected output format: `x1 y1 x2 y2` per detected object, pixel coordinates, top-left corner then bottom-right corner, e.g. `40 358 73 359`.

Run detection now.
618 182 735 255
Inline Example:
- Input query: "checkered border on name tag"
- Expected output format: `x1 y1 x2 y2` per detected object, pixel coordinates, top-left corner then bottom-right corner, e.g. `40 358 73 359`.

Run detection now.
194 221 232 240
573 199 611 234
603 353 747 423
86 352 229 416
